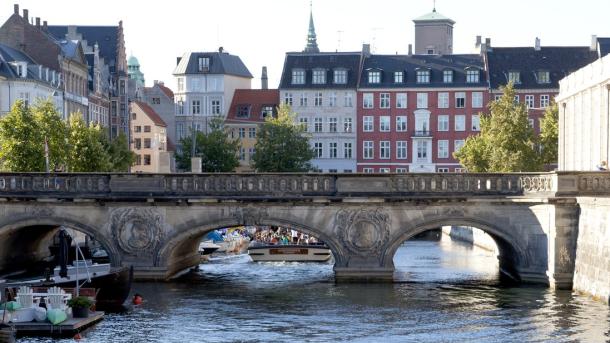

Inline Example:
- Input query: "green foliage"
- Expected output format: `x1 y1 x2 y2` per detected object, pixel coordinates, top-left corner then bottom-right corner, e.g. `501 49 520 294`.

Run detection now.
67 296 93 308
102 132 136 172
66 114 111 172
454 83 542 172
175 117 240 172
539 102 559 166
252 104 315 172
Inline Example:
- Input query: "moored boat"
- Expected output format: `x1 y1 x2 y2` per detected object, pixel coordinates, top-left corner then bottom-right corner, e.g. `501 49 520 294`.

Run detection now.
248 244 332 262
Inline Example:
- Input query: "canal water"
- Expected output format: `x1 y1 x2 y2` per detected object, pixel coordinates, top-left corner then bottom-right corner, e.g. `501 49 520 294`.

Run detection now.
23 238 610 342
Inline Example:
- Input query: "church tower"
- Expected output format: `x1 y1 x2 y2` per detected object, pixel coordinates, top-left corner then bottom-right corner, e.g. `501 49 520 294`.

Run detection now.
413 5 455 55
303 2 320 53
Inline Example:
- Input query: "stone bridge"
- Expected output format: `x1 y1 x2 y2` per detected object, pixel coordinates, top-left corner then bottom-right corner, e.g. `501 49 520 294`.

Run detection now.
0 172 607 292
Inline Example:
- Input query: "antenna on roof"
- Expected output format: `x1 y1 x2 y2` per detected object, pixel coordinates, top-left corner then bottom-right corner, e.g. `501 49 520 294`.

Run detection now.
336 30 343 52
433 0 437 12
371 28 381 53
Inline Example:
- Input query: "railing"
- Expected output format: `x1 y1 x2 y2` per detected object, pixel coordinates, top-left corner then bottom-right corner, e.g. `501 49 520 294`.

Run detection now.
412 130 432 137
0 172 560 200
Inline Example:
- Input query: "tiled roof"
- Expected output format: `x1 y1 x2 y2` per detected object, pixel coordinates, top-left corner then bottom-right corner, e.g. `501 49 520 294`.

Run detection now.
225 89 280 124
359 54 486 88
486 47 598 90
47 26 119 69
279 52 362 89
173 51 252 78
157 83 174 99
132 101 167 127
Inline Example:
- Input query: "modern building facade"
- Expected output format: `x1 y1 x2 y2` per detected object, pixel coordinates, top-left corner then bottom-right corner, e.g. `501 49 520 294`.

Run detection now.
130 101 171 173
225 89 279 172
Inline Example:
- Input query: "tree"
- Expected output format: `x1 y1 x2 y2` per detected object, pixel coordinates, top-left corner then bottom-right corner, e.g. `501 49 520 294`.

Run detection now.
102 132 136 172
32 100 68 171
175 117 240 172
65 114 112 172
454 83 542 172
539 102 559 166
252 104 315 172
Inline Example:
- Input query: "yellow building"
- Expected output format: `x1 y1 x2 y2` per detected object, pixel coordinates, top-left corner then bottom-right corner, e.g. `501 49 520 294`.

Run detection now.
130 101 171 173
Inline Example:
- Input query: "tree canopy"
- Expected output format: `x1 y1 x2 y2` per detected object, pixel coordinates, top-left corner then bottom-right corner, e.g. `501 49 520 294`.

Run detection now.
538 102 559 166
252 104 315 172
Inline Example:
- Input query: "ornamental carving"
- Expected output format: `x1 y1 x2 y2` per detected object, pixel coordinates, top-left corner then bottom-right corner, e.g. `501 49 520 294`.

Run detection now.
335 208 390 256
111 208 164 256
231 206 268 226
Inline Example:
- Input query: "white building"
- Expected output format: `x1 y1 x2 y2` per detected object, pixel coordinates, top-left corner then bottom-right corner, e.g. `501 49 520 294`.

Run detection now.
0 43 63 115
172 48 252 151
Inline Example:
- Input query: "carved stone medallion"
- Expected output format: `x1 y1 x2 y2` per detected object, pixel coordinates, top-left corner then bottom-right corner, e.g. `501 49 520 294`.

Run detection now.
111 208 164 256
335 208 390 256
231 206 268 226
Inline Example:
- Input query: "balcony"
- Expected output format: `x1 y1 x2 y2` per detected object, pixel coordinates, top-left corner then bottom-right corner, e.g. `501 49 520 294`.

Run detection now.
412 130 433 138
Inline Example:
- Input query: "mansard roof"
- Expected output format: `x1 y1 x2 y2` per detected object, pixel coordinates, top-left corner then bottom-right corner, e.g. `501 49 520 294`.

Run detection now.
486 46 598 90
173 51 253 78
279 52 362 89
0 43 59 84
226 89 279 124
359 54 486 88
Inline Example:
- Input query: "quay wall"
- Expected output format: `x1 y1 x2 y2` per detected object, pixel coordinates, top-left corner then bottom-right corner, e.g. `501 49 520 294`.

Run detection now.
441 226 499 253
573 198 610 304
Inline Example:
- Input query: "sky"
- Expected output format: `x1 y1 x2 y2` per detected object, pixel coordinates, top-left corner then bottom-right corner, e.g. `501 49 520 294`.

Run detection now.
6 0 610 90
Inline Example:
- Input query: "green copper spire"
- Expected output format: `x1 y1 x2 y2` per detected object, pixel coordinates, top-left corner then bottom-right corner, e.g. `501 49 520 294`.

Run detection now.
304 1 320 53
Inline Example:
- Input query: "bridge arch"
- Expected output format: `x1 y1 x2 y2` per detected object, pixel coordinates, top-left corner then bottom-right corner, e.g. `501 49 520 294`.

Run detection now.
384 216 533 282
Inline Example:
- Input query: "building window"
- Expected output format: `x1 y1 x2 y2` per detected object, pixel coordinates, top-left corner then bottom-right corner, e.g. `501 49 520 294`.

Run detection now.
144 125 151 133
508 71 521 84
466 69 480 83
368 71 381 84
292 69 305 84
134 138 142 150
143 154 151 165
438 168 450 173
525 95 535 108
248 127 256 138
236 105 250 118
528 118 534 128
314 117 323 132
438 92 449 109
261 105 274 119
416 70 430 83
455 115 465 131
312 69 326 84
396 93 407 108
284 92 293 106
299 117 309 131
394 71 404 83
135 155 142 165
472 115 480 131
343 118 353 132
537 71 550 84
454 140 465 152
514 95 520 103
143 138 151 149
177 78 184 92
211 100 221 114
455 168 466 173
334 69 347 84
443 70 453 83
380 93 390 108
363 93 374 108
380 116 390 132
397 141 407 159
238 127 245 138
380 141 390 159
134 126 142 133
363 168 374 173
455 92 466 108
198 57 210 72
177 123 185 139
396 168 407 173
314 92 323 107
314 142 323 158
379 168 390 173
396 116 407 132
363 141 374 159
329 92 337 107
298 93 307 107
328 117 338 132
344 92 353 107
363 116 373 132
329 142 338 158
417 93 428 108
472 92 483 108
344 142 352 159
438 140 449 158
417 141 428 159
540 95 550 108
438 115 449 131
239 148 246 161
248 148 255 160
191 100 201 114
494 94 502 101
152 97 160 105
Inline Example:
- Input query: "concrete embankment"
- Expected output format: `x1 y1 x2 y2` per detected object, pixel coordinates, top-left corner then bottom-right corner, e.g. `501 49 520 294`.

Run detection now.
573 198 610 304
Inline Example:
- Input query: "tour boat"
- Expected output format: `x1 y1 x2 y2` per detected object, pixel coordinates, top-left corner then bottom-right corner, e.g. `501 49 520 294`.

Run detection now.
248 243 332 262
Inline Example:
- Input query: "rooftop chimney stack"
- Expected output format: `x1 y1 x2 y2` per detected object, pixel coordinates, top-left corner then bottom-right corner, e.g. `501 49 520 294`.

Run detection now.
154 80 158 85
35 17 40 28
485 38 491 47
43 20 47 31
475 35 482 50
261 66 268 90
23 9 28 22
535 37 541 51
13 4 19 15
362 43 371 57
591 35 598 52
408 44 413 56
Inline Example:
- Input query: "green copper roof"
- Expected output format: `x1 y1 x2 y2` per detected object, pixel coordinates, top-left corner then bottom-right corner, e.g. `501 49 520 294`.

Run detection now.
413 9 455 23
127 55 140 66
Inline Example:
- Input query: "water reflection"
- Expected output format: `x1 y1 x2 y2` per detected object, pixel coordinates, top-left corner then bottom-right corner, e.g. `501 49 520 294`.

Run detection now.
19 238 609 343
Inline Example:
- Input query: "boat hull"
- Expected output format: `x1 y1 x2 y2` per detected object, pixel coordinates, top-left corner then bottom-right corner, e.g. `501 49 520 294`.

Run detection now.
248 245 331 262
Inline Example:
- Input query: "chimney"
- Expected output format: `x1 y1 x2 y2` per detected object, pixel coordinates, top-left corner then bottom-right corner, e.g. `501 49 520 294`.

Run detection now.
153 80 158 85
535 37 541 51
35 17 40 28
485 38 491 47
476 36 482 48
591 35 598 52
23 9 28 22
362 43 371 57
159 81 164 86
408 44 413 56
13 4 18 15
261 66 268 90
176 57 182 66
218 46 224 53
43 20 47 31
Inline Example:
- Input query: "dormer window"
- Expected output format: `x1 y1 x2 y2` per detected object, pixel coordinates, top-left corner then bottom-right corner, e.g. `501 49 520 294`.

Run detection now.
292 69 305 84
443 70 453 83
198 57 210 72
466 69 480 83
312 69 326 84
368 70 381 84
508 71 521 84
416 69 430 83
14 62 27 78
333 69 347 84
394 71 404 83
537 71 550 84
261 105 275 119
236 104 250 118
